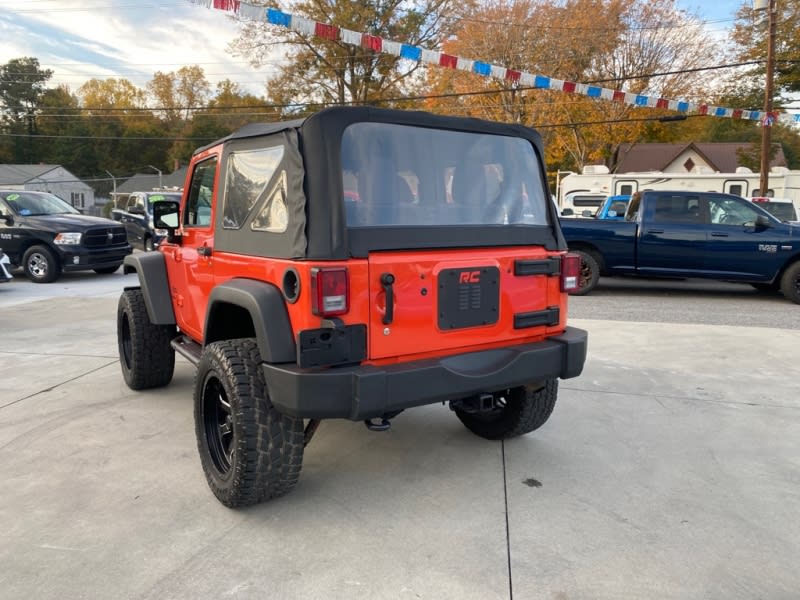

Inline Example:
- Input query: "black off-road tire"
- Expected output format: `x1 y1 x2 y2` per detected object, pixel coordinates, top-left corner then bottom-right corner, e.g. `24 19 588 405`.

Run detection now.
23 245 61 283
94 264 121 274
194 339 304 508
455 379 559 440
780 262 800 304
571 249 601 296
117 289 175 390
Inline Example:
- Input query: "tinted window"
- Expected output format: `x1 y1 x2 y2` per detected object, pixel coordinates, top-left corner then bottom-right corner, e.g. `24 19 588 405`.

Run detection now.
223 145 285 229
652 194 702 224
341 122 549 227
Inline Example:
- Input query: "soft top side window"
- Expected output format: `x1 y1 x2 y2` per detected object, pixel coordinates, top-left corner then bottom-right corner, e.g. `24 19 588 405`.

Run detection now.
222 145 285 230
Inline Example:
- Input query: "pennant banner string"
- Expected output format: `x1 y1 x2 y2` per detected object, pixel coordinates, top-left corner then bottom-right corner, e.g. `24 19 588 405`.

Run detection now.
187 0 800 125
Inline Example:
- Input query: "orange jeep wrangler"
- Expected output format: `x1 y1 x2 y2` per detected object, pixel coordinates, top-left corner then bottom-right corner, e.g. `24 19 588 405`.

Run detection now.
117 107 588 507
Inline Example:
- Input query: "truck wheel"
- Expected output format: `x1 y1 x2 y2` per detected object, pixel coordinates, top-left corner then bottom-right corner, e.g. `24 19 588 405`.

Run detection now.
117 289 175 390
94 264 120 274
780 262 800 304
571 249 600 295
195 339 304 508
23 245 61 283
454 379 558 440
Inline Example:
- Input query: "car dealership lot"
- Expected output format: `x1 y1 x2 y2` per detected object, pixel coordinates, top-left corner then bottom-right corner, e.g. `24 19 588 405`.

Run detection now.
1 273 798 599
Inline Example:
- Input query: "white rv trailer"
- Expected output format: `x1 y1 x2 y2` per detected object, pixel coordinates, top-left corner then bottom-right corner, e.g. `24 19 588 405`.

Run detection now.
557 165 800 215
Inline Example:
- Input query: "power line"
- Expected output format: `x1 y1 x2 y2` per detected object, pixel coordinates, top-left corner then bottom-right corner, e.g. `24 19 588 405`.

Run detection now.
6 59 772 117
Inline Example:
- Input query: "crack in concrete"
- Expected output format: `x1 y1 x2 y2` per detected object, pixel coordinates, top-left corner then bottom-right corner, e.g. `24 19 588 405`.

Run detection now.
0 360 117 410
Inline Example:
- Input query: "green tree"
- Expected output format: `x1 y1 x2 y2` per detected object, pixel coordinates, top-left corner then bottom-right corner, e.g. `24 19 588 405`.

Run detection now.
147 65 211 125
730 0 800 98
0 57 54 162
171 79 272 165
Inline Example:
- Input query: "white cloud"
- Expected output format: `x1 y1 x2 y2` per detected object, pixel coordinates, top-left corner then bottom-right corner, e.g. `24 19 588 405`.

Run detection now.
0 1 271 97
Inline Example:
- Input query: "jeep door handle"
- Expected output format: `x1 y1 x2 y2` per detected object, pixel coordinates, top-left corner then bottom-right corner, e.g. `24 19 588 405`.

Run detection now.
197 246 213 257
710 232 729 237
380 272 395 325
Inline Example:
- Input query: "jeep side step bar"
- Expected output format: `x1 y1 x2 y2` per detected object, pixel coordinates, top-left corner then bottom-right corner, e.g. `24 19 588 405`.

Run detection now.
171 335 202 366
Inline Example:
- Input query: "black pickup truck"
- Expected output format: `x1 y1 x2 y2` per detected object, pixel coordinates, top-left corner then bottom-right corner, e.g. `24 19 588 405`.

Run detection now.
0 189 131 283
111 190 182 251
561 190 800 303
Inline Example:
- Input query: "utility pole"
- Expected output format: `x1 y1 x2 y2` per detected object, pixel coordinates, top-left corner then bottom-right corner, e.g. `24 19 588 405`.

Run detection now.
147 165 163 189
758 0 777 196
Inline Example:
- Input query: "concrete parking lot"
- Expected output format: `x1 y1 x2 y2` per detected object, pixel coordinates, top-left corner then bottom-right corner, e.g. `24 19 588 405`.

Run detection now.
1 272 798 599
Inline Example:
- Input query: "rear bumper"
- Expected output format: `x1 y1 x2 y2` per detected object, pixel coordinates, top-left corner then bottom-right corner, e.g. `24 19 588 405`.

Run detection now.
265 326 588 420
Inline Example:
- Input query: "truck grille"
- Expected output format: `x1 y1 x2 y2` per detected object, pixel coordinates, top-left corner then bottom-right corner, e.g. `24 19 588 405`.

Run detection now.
83 226 128 248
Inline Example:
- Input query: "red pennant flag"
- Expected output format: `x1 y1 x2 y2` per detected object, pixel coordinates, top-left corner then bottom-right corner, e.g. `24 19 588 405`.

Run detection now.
656 98 668 109
505 69 521 82
612 90 625 103
315 23 339 40
699 104 708 115
439 54 458 69
361 34 382 52
562 81 576 93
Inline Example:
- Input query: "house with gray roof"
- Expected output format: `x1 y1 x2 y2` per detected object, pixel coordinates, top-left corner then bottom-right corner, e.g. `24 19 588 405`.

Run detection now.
110 167 188 208
0 164 95 210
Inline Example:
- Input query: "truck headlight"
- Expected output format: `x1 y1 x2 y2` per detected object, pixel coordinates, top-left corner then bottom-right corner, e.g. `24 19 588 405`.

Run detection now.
54 232 82 245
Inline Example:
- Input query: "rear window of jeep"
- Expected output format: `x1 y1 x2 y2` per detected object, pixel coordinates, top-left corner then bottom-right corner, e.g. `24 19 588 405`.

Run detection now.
341 122 549 227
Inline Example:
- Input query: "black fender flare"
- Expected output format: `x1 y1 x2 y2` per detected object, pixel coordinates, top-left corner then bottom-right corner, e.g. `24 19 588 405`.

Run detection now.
123 253 176 325
205 279 296 364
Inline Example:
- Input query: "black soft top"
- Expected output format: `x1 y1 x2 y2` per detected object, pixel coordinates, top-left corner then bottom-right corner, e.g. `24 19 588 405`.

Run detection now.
207 106 562 259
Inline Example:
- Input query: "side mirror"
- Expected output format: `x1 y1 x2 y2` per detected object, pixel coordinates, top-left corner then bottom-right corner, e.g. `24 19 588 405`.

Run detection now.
152 200 181 241
755 214 771 230
561 208 574 216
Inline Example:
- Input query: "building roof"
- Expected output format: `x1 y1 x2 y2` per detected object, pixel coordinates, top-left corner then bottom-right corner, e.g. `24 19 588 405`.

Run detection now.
115 167 188 194
614 142 787 173
0 164 60 185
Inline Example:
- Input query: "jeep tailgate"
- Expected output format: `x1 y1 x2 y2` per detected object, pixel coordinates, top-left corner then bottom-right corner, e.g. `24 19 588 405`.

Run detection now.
367 248 565 361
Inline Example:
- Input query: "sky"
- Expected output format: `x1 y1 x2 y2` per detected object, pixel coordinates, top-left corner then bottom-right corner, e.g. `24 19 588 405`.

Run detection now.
0 0 750 101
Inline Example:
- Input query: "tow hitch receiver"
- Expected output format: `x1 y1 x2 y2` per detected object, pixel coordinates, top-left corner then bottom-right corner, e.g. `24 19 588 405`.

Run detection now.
449 393 498 414
364 418 392 432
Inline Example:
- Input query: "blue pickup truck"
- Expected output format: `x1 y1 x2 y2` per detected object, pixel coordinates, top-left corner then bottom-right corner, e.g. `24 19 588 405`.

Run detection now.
560 190 800 303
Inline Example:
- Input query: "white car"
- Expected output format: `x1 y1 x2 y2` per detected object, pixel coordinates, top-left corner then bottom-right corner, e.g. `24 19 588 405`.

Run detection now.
0 248 12 282
749 197 798 222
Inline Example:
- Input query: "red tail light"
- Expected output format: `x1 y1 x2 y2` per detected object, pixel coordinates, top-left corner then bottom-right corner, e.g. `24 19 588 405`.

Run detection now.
311 267 349 316
561 253 581 293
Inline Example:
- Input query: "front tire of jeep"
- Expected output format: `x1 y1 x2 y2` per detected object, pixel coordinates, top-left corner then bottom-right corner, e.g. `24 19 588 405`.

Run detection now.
454 379 559 440
117 289 175 390
23 245 61 283
195 339 304 508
